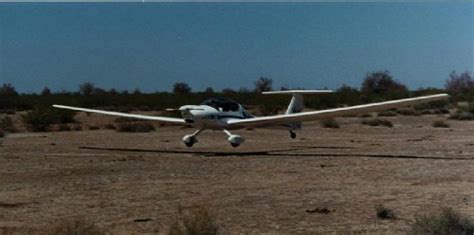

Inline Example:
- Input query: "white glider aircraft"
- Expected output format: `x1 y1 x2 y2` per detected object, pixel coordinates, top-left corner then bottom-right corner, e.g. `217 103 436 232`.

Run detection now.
53 91 448 147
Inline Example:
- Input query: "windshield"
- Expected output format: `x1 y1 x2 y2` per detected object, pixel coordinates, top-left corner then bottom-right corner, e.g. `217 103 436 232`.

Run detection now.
200 97 240 112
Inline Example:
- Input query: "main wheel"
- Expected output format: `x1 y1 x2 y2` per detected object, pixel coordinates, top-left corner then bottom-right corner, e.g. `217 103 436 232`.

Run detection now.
290 131 296 139
185 142 194 147
231 143 240 148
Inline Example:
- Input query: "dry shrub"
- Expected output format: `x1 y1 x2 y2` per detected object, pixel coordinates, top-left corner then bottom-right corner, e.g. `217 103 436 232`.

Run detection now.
73 124 83 131
362 118 393 128
432 120 450 128
57 124 72 131
422 108 451 115
378 110 397 117
449 112 474 121
397 108 420 116
320 118 340 128
410 208 474 235
359 113 373 118
88 125 100 131
103 124 116 130
22 107 75 132
375 205 396 219
117 122 155 133
50 219 104 235
1 116 17 132
114 117 133 123
169 205 218 235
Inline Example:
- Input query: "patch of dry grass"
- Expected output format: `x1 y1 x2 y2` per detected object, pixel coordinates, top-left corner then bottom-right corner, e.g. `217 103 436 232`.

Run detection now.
375 205 396 220
49 219 104 235
410 208 474 235
169 205 219 235
432 120 450 128
320 119 340 129
117 122 155 133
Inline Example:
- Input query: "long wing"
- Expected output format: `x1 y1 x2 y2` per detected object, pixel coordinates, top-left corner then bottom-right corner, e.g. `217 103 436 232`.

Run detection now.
226 94 449 128
53 104 186 125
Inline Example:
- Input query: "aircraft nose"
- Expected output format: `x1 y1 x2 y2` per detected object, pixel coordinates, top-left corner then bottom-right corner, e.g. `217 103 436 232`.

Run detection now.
178 106 193 123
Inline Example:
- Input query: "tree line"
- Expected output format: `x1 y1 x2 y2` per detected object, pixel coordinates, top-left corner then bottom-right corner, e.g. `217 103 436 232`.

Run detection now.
0 70 471 112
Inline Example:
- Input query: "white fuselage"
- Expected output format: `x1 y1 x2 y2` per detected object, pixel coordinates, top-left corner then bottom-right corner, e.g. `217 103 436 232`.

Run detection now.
179 104 250 130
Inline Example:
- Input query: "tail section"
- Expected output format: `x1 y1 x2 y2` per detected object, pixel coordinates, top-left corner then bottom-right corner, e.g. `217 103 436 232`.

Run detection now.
262 90 333 114
262 90 333 133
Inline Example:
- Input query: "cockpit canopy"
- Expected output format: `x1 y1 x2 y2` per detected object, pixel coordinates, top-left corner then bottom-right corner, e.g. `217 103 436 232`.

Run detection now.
200 97 240 112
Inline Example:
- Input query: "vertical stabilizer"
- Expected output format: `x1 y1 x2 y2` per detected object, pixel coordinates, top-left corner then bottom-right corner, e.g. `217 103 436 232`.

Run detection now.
286 94 304 114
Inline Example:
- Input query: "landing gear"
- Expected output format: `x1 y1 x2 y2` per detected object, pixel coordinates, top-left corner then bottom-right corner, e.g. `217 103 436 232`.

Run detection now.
185 138 196 147
289 130 296 139
182 129 203 147
231 143 240 148
223 129 245 147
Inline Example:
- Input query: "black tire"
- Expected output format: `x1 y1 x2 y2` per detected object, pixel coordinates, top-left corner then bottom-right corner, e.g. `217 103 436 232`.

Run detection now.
231 143 240 148
185 142 194 147
290 132 296 139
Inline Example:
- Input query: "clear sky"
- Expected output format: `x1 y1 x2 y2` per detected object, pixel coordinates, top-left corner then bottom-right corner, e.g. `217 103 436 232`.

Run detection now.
0 3 473 93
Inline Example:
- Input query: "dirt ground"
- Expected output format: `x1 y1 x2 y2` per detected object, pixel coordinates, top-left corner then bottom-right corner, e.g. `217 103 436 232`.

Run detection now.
1 114 473 234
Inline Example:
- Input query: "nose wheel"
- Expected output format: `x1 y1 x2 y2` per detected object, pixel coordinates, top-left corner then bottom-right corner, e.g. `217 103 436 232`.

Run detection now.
182 129 203 147
289 130 296 139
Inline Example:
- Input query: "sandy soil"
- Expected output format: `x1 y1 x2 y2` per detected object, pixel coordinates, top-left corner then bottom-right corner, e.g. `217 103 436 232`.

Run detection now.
0 114 473 234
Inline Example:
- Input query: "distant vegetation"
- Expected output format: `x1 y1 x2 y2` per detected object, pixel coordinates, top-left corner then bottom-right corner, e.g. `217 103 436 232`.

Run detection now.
1 71 460 113
0 70 472 132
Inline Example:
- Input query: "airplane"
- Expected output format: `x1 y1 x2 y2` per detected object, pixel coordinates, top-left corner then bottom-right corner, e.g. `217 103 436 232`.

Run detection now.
53 90 448 147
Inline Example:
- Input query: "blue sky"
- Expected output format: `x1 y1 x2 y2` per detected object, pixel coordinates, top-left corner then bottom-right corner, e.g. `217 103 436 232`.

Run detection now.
0 3 473 93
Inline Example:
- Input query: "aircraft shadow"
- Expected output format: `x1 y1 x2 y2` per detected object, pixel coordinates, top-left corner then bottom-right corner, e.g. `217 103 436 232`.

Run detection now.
78 146 473 160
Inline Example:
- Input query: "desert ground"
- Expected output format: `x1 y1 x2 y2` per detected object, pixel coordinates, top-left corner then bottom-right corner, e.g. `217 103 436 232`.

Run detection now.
1 113 473 234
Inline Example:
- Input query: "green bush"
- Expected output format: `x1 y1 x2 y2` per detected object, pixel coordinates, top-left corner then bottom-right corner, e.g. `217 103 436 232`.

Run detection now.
22 106 76 132
410 208 474 235
362 118 393 128
169 205 218 235
320 118 340 128
117 122 155 133
432 120 450 128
